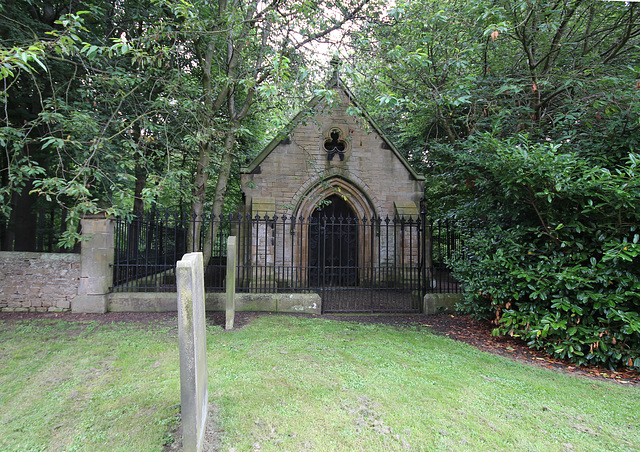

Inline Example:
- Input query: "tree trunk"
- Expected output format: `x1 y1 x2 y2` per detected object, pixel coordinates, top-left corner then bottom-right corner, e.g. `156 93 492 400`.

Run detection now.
201 129 236 265
132 164 146 218
186 139 212 253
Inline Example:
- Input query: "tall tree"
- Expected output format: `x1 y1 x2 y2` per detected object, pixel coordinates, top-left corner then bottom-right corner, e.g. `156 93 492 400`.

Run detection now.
352 0 640 156
1 1 196 248
0 1 95 250
349 0 640 211
348 0 640 370
153 0 377 263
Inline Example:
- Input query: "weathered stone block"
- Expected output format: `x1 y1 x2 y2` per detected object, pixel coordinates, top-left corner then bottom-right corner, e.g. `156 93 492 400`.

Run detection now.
275 293 321 313
226 236 237 330
72 294 108 314
423 293 463 315
236 293 277 311
177 252 208 452
108 293 178 312
85 275 111 295
72 217 115 313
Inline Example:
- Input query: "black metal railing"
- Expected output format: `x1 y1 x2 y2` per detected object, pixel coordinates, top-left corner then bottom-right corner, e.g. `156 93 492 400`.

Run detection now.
1 206 78 253
112 212 463 312
113 213 187 290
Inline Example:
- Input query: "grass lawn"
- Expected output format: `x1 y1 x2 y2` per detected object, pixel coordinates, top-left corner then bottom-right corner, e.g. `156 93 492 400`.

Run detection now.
0 314 638 451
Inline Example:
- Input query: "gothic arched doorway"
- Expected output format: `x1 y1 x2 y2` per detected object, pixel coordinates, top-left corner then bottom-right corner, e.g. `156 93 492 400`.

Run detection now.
308 194 358 286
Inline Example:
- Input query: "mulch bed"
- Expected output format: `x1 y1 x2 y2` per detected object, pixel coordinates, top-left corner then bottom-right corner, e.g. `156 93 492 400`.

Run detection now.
1 310 638 385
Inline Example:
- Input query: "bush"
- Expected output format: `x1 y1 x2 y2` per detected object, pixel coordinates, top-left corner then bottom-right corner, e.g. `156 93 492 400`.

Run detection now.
450 136 640 371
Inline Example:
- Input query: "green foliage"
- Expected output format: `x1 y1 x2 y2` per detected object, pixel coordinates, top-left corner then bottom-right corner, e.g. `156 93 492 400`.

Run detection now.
1 1 207 248
2 0 377 251
450 136 640 371
350 0 640 371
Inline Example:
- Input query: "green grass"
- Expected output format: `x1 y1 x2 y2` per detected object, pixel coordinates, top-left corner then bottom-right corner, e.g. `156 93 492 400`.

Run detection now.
1 315 638 451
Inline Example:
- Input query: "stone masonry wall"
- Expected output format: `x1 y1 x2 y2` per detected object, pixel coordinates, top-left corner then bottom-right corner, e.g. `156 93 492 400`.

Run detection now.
242 89 424 219
0 251 80 312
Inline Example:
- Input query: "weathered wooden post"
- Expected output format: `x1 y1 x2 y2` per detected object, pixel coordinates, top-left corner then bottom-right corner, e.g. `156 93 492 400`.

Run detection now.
226 236 237 330
177 252 208 452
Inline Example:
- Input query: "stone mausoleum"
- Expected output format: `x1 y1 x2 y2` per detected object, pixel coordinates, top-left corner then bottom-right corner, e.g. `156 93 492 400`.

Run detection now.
238 65 425 290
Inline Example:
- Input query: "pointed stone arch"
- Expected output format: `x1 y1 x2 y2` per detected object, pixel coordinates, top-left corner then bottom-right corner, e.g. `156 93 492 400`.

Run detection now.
290 176 379 286
292 175 378 222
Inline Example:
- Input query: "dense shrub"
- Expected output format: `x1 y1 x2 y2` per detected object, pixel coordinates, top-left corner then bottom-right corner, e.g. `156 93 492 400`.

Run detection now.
450 136 640 371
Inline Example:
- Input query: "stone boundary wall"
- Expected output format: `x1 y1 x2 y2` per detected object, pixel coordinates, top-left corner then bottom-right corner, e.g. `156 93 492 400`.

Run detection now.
0 251 80 312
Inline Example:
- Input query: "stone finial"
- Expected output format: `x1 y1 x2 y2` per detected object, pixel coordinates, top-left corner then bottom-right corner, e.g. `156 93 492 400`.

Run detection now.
329 55 340 86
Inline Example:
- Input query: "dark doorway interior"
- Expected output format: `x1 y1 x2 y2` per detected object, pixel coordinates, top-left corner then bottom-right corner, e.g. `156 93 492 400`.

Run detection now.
309 194 358 286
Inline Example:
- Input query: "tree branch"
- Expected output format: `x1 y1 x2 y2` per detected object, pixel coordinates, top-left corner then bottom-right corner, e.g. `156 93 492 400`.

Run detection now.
292 0 371 50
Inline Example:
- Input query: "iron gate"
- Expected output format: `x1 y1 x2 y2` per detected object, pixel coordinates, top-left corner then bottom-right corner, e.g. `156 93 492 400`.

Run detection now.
112 211 462 313
309 195 359 288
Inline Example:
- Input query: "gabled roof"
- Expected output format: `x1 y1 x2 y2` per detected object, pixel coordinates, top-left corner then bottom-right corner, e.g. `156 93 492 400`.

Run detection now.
242 69 425 182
